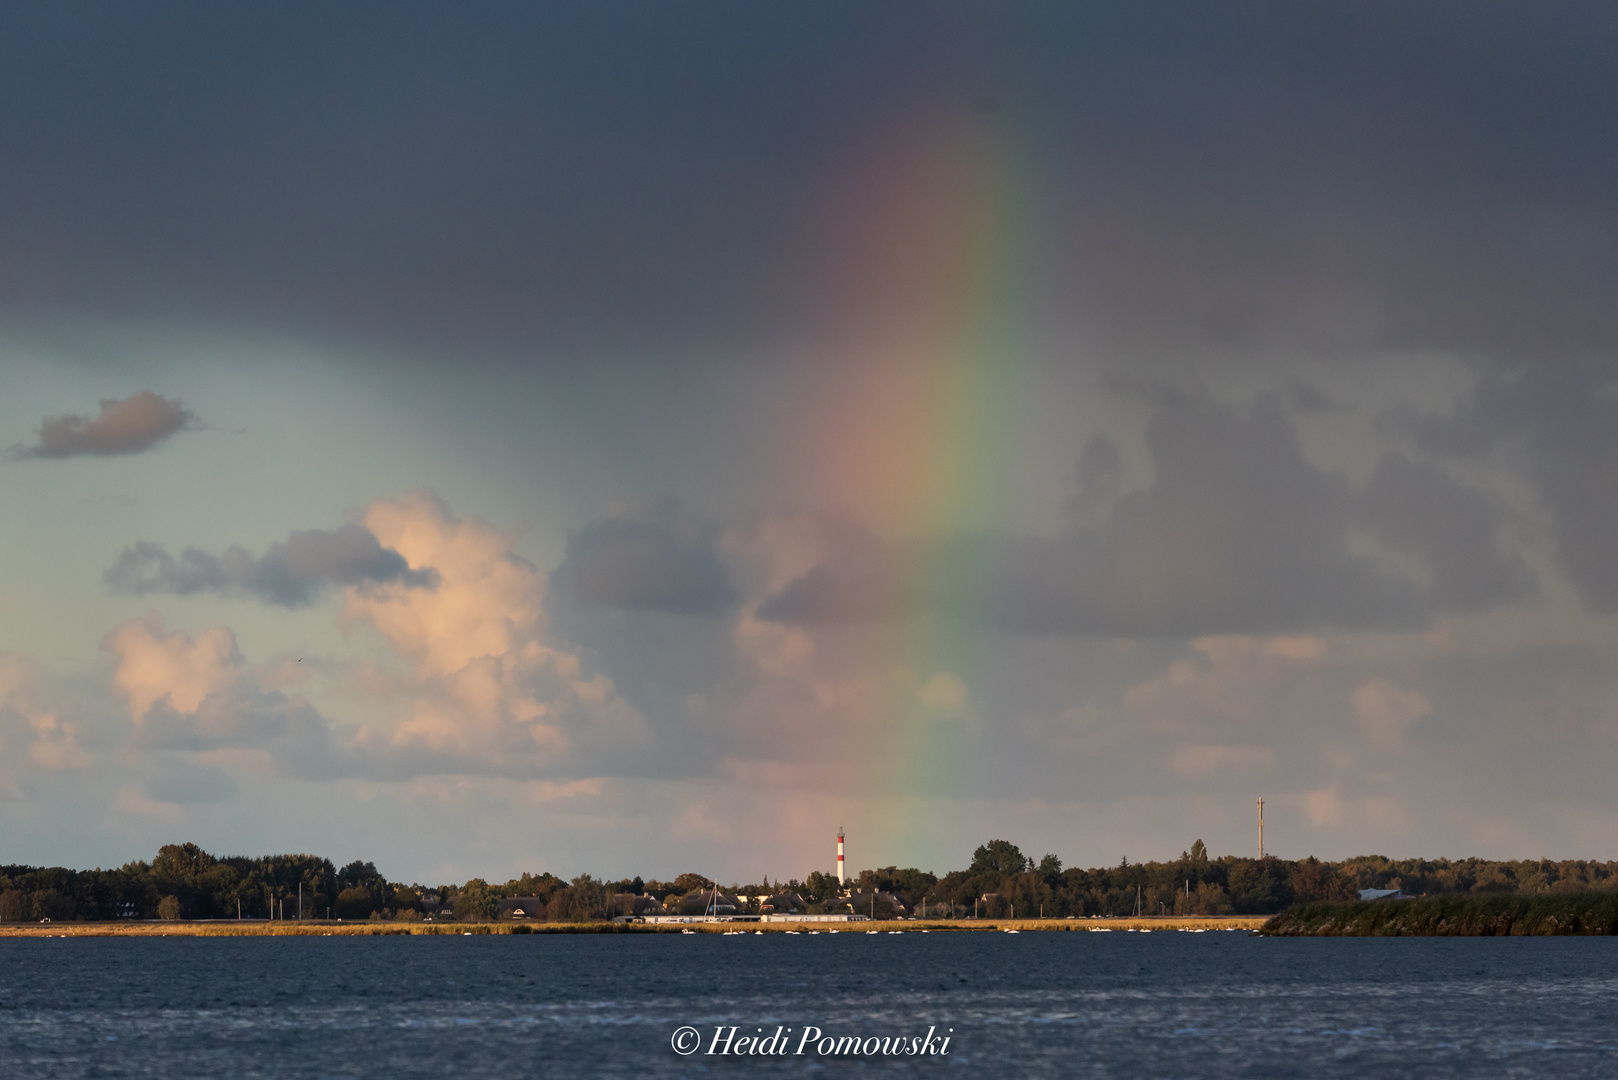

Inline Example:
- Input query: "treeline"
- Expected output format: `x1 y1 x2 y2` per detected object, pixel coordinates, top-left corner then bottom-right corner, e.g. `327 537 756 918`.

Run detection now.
7 839 1618 922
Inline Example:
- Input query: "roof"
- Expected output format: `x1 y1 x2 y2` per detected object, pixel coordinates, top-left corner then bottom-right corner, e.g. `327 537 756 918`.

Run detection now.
1358 888 1411 901
497 896 546 917
842 890 908 913
761 892 807 911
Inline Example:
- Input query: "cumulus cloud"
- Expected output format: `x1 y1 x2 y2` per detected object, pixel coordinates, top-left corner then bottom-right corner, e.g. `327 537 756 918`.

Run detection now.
0 655 90 797
101 494 647 783
552 502 736 615
342 491 646 778
104 615 345 776
21 391 198 457
105 523 438 607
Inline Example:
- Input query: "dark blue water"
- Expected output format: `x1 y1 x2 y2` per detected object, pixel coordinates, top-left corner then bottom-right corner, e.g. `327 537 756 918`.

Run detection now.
3 929 1616 1077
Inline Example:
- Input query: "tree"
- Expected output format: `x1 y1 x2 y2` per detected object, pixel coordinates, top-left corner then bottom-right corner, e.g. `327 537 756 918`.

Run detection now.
157 895 182 920
1037 854 1063 888
336 886 377 919
803 871 837 903
154 843 212 879
970 840 1029 878
672 873 713 893
453 880 497 922
1190 839 1208 867
550 875 609 921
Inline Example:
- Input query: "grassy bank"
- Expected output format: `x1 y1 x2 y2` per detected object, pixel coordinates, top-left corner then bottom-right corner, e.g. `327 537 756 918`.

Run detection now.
0 915 1265 938
1261 893 1618 936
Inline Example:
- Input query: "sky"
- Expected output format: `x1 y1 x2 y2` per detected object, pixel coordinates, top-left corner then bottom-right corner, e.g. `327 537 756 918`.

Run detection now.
4 1 1618 886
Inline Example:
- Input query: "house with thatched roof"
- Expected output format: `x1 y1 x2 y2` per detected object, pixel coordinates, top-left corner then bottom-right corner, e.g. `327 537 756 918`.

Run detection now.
497 896 546 920
760 891 809 914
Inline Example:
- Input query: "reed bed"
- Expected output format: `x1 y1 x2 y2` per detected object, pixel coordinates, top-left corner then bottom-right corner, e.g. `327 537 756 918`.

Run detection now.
1261 893 1618 936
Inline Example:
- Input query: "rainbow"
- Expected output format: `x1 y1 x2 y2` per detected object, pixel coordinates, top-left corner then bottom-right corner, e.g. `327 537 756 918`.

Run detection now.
796 110 1036 870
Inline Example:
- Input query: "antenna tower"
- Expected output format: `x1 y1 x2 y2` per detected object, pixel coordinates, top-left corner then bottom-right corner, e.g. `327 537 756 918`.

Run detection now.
1257 796 1265 859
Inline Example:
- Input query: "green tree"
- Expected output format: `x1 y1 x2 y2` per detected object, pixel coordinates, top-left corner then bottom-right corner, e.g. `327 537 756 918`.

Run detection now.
970 840 1029 877
454 880 497 922
803 871 837 903
671 873 713 893
1036 854 1063 888
336 886 376 919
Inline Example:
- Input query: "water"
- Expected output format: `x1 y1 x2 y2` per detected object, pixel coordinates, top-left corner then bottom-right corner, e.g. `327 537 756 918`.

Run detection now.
3 930 1617 1077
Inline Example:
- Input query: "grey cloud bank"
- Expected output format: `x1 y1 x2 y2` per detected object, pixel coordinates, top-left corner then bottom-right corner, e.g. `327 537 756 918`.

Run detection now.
761 390 1530 637
1404 360 1618 612
553 503 736 615
104 524 437 607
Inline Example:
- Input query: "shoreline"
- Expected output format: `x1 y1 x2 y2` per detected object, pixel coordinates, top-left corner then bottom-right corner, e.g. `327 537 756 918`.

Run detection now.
0 915 1267 937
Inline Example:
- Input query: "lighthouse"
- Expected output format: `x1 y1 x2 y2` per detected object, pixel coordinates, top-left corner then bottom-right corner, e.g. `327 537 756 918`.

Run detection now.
837 827 845 887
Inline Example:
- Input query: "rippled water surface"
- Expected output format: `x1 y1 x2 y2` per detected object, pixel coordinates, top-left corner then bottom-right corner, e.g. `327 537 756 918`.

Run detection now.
3 930 1617 1077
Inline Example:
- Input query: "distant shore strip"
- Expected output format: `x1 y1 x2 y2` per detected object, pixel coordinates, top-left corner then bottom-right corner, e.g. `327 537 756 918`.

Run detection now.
0 915 1265 937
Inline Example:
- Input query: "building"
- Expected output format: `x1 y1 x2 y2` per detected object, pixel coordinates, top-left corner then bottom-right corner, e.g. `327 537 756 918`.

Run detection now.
496 896 546 920
1358 888 1414 901
759 892 808 914
840 890 908 917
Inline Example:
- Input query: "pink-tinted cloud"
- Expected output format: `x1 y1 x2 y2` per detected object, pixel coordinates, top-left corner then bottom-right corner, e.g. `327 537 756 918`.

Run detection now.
102 493 645 783
343 492 645 777
0 655 90 798
23 391 198 457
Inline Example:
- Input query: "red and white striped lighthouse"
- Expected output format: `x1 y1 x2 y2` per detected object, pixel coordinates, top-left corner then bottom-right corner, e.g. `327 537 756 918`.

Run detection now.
837 827 845 887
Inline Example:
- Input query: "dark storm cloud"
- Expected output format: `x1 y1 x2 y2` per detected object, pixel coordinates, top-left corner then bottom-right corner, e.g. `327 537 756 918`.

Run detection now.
19 392 197 457
762 390 1533 636
1356 452 1535 612
553 503 735 615
1068 434 1123 519
0 3 1614 361
105 524 437 608
1401 358 1618 611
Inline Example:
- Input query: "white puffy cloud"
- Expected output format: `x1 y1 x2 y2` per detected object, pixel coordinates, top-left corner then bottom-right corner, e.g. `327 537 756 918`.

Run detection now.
346 491 546 676
106 615 241 718
340 491 646 777
98 493 644 783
